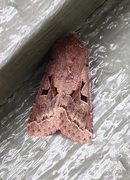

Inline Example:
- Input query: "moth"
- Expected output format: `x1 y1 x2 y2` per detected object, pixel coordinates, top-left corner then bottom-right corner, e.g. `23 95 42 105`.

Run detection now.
27 32 93 143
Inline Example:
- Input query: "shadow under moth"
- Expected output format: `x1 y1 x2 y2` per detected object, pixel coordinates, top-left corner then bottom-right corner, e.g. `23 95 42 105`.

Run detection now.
27 32 93 143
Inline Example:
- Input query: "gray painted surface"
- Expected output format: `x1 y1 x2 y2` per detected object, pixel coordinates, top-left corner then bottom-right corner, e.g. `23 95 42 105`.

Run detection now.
1 0 130 179
0 0 106 105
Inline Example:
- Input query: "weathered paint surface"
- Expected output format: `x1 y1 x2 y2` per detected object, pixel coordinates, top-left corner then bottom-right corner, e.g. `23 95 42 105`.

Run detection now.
0 0 130 179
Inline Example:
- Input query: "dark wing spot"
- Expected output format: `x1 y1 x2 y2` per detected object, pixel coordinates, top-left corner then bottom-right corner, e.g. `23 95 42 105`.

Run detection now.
70 90 75 98
53 86 58 96
48 76 58 95
41 76 52 95
41 89 49 95
80 81 87 102
81 94 87 102
81 81 85 90
48 76 52 84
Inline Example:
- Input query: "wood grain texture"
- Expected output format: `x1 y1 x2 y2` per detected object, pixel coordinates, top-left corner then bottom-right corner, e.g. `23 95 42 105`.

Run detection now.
27 32 93 143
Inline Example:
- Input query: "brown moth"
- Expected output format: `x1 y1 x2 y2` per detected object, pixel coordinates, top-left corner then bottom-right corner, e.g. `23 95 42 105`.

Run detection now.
27 32 93 143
